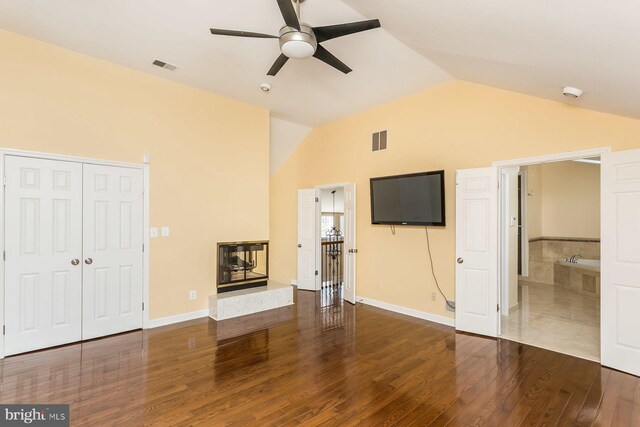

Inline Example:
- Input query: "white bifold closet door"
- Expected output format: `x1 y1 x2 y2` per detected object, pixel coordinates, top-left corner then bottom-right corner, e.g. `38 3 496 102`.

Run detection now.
82 164 143 340
4 156 83 356
4 157 143 355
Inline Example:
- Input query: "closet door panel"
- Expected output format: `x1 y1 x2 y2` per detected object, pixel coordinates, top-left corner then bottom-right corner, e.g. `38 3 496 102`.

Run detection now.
82 164 143 339
4 156 83 355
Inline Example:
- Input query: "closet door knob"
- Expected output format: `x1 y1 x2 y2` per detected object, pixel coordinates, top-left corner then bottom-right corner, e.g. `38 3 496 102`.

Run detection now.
457 258 464 264
298 244 302 248
71 259 80 266
84 258 93 265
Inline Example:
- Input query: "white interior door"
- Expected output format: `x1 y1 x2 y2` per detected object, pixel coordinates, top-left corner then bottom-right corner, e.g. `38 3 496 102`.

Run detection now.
601 149 640 376
455 167 499 336
4 156 83 355
297 189 317 291
343 183 356 304
82 164 143 340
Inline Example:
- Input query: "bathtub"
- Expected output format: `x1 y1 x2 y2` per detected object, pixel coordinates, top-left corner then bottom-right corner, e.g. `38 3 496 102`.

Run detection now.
556 258 600 272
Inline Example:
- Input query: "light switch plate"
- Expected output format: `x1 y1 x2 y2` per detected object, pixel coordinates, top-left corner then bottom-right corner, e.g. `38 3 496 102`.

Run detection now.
150 227 158 238
161 226 170 237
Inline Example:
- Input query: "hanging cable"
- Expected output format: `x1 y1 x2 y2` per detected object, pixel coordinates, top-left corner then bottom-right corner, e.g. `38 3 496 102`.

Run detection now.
390 224 396 235
425 226 455 310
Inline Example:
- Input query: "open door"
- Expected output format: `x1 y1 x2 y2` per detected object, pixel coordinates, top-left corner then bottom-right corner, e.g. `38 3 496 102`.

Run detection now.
455 167 499 337
343 183 356 304
297 189 318 291
601 149 640 376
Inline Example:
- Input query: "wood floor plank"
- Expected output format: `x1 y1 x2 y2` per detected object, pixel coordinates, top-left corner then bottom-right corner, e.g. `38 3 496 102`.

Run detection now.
0 289 638 426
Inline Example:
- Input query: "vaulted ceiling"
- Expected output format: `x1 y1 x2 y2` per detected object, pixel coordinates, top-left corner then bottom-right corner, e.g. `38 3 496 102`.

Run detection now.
1 0 639 126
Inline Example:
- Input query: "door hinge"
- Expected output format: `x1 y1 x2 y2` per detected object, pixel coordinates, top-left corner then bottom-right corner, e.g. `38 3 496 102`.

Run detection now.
497 304 500 312
2 325 5 335
2 176 5 187
142 302 145 311
315 197 319 202
3 251 5 261
315 270 318 276
142 244 144 253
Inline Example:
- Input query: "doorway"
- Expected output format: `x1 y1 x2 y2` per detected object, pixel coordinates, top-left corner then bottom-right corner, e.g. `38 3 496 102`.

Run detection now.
499 158 601 361
296 183 356 304
455 146 640 377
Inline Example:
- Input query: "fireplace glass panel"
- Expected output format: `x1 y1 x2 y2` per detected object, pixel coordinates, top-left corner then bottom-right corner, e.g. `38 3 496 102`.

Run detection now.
217 241 269 293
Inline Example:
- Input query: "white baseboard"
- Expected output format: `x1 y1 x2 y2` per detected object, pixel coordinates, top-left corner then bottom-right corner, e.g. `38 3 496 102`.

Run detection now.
147 309 209 329
356 296 455 328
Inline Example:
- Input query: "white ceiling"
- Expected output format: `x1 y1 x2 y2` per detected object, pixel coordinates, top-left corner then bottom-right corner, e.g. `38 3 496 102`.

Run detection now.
1 0 639 126
345 0 640 120
0 0 450 127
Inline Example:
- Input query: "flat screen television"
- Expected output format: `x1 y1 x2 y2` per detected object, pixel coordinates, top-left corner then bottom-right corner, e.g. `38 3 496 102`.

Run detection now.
370 170 445 226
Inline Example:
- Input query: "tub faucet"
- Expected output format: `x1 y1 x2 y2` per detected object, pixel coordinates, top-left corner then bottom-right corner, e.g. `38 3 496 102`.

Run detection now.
568 253 583 263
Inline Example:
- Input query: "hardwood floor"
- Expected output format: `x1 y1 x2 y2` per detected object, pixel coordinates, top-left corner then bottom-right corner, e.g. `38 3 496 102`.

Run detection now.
0 288 638 426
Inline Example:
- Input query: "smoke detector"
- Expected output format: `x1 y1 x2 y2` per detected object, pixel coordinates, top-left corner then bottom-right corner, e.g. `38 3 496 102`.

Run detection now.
260 83 272 92
563 86 583 98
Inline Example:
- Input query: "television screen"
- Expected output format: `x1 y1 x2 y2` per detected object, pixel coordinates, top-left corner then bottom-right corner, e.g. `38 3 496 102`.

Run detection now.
370 170 445 226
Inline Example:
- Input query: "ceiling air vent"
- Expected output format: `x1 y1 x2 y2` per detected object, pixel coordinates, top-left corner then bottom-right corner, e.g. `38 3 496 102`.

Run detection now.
372 130 388 152
152 59 178 71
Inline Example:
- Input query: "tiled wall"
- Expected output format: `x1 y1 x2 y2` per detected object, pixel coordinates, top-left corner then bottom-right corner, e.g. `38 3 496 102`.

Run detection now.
525 238 600 285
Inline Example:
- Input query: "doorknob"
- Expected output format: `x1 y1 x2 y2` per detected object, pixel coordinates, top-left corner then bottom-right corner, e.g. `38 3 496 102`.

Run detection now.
354 249 358 254
348 249 353 253
84 258 93 265
298 244 302 248
457 258 464 264
71 259 80 266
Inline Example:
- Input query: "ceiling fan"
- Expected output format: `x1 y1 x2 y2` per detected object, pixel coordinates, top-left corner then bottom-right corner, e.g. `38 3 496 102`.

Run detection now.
209 0 381 76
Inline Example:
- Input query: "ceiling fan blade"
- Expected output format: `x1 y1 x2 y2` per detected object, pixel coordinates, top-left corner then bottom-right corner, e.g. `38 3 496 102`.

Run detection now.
276 0 300 31
312 19 381 43
210 28 278 39
313 45 352 74
267 54 290 76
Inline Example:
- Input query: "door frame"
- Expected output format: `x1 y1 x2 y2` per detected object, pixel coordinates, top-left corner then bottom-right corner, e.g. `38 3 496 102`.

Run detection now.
492 147 610 339
518 169 529 278
313 182 354 293
0 148 150 359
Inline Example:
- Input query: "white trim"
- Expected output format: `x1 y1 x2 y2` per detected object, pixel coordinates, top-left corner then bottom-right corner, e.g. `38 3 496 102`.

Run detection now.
315 182 351 190
0 148 150 358
492 147 611 167
147 309 209 329
357 296 455 327
0 148 145 169
0 157 4 359
142 165 151 328
519 170 529 278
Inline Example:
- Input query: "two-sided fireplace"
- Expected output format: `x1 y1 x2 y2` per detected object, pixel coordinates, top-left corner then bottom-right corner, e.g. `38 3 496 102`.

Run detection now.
217 241 269 293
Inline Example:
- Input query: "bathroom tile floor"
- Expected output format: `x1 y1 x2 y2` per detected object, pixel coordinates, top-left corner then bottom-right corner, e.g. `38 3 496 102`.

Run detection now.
500 280 600 361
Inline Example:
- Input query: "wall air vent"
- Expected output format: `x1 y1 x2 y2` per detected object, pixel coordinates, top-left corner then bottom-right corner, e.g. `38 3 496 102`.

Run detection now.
152 59 178 71
372 130 388 152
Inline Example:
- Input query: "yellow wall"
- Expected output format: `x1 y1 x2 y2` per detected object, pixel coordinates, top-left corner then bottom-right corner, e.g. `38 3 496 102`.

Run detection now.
270 80 640 320
0 30 270 319
540 161 600 238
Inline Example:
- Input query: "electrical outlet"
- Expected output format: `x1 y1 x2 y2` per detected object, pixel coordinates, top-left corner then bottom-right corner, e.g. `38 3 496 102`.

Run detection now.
150 227 158 238
161 226 170 237
189 290 197 300
431 292 436 301
445 300 456 312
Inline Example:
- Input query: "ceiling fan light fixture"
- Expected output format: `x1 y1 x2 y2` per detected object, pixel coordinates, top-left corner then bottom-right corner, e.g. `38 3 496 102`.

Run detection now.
279 24 317 59
281 40 315 59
